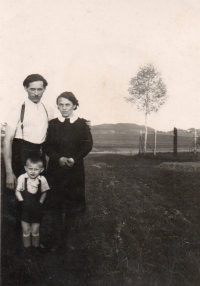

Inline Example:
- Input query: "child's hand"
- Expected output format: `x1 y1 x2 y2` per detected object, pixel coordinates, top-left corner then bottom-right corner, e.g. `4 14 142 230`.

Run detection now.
37 201 44 215
18 200 24 210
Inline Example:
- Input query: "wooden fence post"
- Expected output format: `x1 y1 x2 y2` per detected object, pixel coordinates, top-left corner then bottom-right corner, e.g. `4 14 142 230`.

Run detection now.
194 129 197 154
139 131 142 154
173 127 177 156
154 130 157 156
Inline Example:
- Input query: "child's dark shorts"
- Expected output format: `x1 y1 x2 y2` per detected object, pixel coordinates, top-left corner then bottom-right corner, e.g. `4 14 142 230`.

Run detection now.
20 193 44 223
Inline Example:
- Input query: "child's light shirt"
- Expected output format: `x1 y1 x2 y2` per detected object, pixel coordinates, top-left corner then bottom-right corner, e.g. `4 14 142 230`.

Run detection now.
16 173 50 194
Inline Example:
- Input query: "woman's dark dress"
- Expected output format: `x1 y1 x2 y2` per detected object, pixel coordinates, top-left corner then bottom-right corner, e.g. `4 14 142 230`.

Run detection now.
45 117 93 214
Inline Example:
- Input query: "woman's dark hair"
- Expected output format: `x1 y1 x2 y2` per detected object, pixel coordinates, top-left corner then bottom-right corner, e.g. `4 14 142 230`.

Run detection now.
56 92 79 110
23 74 48 88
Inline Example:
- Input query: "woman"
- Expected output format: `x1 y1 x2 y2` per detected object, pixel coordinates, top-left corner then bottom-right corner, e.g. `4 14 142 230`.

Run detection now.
45 92 93 247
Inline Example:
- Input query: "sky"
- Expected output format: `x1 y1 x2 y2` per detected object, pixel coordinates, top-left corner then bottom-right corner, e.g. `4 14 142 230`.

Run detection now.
1 0 200 131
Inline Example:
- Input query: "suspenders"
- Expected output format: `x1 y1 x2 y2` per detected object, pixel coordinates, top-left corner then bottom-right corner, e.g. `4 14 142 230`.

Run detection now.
20 102 49 139
24 178 42 201
25 178 41 191
20 103 25 139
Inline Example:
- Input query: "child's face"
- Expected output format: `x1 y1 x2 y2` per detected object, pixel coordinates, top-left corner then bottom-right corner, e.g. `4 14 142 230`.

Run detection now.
24 160 44 179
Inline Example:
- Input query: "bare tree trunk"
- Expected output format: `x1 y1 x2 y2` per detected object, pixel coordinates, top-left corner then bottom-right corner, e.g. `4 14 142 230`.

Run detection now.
144 112 148 153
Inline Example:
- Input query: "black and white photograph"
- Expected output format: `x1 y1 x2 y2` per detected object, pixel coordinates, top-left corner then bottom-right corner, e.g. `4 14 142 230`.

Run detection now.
1 0 200 285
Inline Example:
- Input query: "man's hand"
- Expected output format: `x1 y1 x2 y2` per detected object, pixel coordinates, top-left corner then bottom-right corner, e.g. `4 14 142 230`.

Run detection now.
6 172 17 190
3 124 16 190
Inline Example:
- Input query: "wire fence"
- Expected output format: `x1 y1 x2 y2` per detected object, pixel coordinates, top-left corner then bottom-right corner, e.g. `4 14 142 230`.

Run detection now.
92 130 199 154
140 130 200 154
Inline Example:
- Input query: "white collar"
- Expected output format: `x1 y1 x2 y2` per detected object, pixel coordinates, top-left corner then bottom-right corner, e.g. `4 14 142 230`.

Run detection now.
25 98 42 107
58 114 78 123
24 172 41 181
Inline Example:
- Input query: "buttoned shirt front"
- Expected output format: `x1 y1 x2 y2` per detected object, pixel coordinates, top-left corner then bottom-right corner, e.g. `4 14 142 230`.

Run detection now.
6 99 55 144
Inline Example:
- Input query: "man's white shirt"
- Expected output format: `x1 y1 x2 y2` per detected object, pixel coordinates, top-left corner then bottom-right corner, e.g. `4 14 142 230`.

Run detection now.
6 99 55 144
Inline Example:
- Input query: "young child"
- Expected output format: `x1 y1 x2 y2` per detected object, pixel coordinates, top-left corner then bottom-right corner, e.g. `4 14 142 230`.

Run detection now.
15 155 50 250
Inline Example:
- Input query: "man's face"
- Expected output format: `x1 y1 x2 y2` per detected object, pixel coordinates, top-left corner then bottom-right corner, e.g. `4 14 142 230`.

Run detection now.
25 81 46 103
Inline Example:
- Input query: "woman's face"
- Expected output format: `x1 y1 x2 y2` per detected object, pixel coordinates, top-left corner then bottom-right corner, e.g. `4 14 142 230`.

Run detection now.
57 97 75 118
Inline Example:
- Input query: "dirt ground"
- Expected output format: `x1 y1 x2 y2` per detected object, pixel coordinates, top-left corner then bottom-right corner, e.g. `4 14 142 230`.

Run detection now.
2 152 200 286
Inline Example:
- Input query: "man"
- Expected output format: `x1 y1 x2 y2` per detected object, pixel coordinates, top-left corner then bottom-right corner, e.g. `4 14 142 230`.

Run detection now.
3 74 55 189
2 74 55 254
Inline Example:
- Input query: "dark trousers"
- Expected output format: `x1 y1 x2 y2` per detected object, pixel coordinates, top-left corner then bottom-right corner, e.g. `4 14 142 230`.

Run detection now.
12 138 46 177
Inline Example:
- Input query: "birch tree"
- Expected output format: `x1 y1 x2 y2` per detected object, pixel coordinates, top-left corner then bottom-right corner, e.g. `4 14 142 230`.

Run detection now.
126 64 167 153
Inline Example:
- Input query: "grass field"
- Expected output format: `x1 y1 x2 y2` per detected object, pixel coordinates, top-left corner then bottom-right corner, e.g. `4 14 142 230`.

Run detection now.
2 152 200 285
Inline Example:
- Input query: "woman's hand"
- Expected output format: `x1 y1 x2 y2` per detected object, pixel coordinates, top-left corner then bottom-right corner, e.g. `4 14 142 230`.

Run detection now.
59 157 74 168
59 157 69 167
66 158 74 167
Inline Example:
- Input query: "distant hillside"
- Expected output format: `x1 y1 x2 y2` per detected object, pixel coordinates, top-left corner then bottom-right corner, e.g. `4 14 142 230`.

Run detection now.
166 128 200 136
92 124 200 135
91 123 155 134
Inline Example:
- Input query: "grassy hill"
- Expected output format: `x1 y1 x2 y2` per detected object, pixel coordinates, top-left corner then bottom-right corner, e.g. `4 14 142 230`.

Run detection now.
92 123 200 135
92 123 155 134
